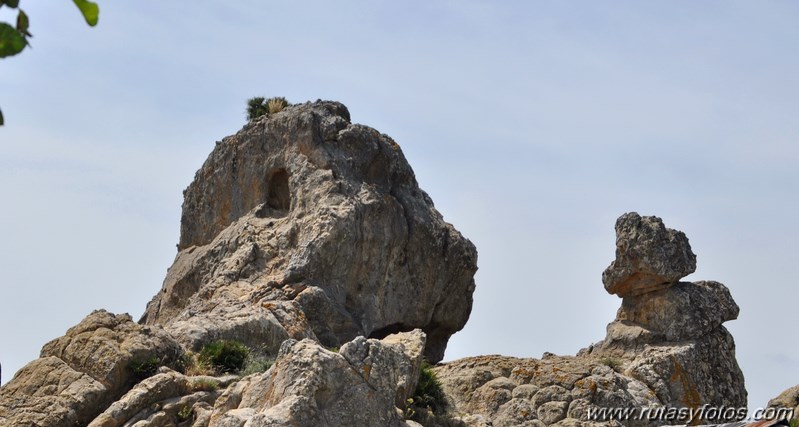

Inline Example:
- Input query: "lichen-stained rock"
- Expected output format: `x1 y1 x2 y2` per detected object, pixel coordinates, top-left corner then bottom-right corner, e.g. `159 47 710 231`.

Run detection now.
602 212 696 297
207 330 427 427
0 357 106 427
433 355 660 427
0 310 184 427
613 280 739 342
140 100 477 363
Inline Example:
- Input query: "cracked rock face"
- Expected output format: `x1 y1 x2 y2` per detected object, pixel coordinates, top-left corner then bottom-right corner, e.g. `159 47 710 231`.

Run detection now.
140 101 477 363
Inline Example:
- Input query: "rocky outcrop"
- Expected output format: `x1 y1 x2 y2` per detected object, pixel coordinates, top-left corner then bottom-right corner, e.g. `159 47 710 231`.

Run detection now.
0 310 184 427
433 213 746 426
139 101 477 363
0 101 755 427
768 385 799 422
207 330 426 427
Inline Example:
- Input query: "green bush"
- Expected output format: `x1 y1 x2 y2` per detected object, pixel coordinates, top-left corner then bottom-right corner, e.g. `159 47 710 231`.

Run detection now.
199 340 249 374
246 96 290 121
128 356 161 382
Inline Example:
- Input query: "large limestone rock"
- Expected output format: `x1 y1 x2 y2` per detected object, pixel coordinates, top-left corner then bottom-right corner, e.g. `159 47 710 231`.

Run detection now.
768 385 799 422
0 310 184 427
602 213 696 297
433 213 746 426
140 100 477 362
207 330 427 427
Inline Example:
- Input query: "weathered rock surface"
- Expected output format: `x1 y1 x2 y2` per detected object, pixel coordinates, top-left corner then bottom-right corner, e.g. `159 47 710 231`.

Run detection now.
433 213 746 426
768 385 799 421
0 310 184 427
140 100 477 363
207 330 426 427
602 213 696 297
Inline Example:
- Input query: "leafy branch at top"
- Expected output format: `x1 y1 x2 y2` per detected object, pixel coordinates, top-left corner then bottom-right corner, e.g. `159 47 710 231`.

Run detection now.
0 0 100 125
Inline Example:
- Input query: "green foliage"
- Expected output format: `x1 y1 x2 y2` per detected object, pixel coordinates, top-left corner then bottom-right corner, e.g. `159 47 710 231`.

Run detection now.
247 97 269 121
789 418 798 427
72 0 99 26
0 0 99 125
128 356 161 382
409 362 447 417
176 405 193 421
199 340 249 374
246 96 290 121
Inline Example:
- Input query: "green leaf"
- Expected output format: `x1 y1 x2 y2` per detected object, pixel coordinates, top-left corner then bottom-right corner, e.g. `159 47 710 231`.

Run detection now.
1 0 21 9
72 0 99 26
0 22 26 57
17 9 31 37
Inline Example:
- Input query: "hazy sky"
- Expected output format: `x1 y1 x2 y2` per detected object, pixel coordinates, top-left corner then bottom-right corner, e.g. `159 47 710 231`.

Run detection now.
2 1 798 413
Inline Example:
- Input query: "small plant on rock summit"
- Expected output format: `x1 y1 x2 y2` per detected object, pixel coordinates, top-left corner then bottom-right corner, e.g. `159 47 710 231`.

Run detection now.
246 96 290 121
189 378 220 392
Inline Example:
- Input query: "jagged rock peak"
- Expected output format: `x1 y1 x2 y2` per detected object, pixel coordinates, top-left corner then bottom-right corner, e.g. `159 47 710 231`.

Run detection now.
141 100 478 363
602 212 697 297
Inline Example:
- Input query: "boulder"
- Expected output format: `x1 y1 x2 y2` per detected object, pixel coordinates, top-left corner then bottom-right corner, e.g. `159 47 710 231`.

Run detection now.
207 330 427 427
140 101 477 363
768 385 799 421
602 212 696 297
0 310 184 427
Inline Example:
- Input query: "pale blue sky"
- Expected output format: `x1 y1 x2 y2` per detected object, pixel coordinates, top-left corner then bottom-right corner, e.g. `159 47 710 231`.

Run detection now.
2 1 798 413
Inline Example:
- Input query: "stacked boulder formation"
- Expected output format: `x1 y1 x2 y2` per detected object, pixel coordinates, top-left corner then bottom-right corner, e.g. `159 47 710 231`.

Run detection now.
0 101 748 427
432 213 746 426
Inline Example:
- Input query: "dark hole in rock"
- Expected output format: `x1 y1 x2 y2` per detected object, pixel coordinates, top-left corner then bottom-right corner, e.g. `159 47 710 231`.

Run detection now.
369 323 414 340
266 168 291 211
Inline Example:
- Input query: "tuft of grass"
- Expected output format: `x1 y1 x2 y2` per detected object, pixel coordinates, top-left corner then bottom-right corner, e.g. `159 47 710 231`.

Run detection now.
789 418 798 427
600 357 624 372
267 96 288 115
189 378 220 392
